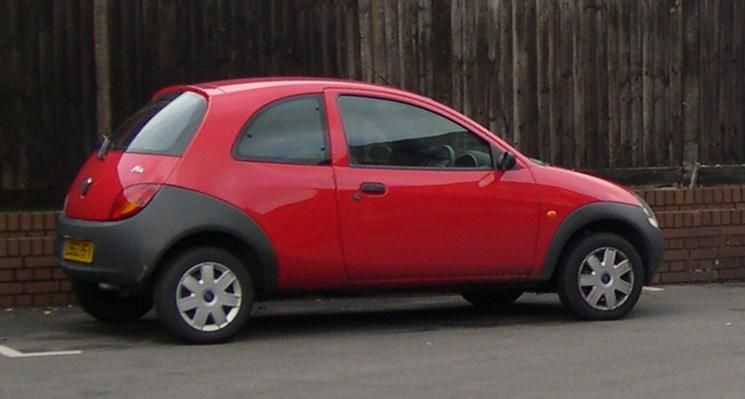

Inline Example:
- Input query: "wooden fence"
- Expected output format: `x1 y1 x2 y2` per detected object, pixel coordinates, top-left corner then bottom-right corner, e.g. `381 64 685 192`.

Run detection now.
1 0 745 206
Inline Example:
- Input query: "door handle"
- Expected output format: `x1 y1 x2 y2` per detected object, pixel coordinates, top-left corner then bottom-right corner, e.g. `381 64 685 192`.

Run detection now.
359 182 386 195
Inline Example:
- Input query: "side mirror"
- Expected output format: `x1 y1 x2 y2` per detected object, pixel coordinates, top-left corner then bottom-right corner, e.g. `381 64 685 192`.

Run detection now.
496 151 516 171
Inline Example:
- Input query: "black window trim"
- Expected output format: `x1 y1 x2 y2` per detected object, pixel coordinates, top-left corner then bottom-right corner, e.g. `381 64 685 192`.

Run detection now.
336 94 501 171
231 93 331 166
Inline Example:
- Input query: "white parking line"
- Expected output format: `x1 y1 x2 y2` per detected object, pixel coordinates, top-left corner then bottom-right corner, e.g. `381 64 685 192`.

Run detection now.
0 345 81 358
642 286 665 293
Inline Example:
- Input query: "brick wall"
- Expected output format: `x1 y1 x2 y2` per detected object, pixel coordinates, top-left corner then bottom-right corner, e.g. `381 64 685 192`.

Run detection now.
637 186 745 284
1 186 745 307
0 212 72 308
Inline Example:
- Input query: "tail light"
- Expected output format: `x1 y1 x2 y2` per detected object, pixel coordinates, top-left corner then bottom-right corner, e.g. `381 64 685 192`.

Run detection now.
109 184 161 220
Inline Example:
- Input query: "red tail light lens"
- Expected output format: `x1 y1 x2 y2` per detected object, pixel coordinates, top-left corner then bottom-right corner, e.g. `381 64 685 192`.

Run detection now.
109 184 161 220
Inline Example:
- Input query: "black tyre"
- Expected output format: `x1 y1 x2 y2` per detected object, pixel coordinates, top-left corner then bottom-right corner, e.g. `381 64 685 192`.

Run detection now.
557 233 644 320
154 246 254 344
461 288 523 309
72 280 153 322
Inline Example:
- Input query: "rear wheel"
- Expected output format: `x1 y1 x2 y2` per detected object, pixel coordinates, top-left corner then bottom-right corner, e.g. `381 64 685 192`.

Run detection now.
72 280 153 322
154 246 253 344
461 288 523 309
557 233 644 320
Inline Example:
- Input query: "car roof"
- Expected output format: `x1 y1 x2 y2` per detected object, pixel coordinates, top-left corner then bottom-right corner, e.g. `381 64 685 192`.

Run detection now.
192 77 408 96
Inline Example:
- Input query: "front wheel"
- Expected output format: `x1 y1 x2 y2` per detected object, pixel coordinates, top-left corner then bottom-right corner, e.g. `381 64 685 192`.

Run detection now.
154 246 254 344
557 233 644 320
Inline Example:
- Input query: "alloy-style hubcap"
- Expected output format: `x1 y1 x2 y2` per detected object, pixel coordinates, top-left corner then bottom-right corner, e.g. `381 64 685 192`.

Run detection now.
176 262 242 332
577 247 634 311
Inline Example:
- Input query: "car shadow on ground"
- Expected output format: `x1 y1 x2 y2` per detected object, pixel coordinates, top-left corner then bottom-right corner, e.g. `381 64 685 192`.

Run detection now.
57 294 667 346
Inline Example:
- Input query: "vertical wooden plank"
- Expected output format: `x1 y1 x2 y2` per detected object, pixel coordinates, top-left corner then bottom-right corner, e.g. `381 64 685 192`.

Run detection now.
430 0 452 106
547 0 561 164
358 0 373 82
682 0 701 165
416 0 433 96
573 0 589 167
450 0 463 111
629 0 643 166
537 0 552 161
641 0 655 166
512 0 538 156
734 0 745 162
383 0 400 86
607 1 620 168
370 0 387 83
718 0 735 163
558 0 575 167
617 0 632 167
700 0 721 163
498 0 514 142
668 0 684 166
594 1 609 169
653 0 668 165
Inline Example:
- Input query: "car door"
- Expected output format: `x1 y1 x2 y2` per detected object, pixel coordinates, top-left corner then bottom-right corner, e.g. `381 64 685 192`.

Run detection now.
326 90 541 281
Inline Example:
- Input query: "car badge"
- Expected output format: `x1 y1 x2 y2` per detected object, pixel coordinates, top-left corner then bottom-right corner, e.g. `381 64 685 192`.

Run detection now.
80 177 93 196
130 165 144 174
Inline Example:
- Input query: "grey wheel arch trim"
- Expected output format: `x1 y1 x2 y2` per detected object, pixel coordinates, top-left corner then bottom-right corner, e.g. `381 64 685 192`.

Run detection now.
539 201 664 284
148 186 278 293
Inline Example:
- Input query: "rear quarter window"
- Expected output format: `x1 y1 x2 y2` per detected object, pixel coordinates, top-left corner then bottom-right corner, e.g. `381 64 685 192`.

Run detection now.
232 95 329 165
112 91 207 156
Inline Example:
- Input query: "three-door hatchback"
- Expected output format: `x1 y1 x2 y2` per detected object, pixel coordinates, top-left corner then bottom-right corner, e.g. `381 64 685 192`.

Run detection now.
57 78 663 343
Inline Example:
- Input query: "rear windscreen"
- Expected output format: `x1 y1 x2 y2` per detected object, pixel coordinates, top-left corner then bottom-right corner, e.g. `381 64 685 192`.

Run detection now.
111 91 207 156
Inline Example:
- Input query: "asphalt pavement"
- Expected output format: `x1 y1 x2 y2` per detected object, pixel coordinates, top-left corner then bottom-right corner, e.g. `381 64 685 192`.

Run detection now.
1 284 744 399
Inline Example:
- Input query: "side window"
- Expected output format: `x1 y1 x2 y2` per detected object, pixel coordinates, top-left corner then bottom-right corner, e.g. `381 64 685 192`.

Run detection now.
234 95 329 164
337 96 493 168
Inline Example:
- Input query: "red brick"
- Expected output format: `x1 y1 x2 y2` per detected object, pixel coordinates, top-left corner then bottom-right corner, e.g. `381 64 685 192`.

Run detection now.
668 261 687 272
33 268 52 280
665 191 676 205
0 214 5 232
694 189 704 205
673 190 684 205
31 213 45 231
6 239 19 256
6 213 19 231
15 269 32 281
51 293 71 306
734 188 742 202
664 249 689 261
713 189 723 204
704 189 714 204
24 256 57 268
0 239 6 257
684 189 694 204
19 213 31 231
722 210 732 225
674 213 683 227
30 238 43 256
0 282 24 295
14 294 32 306
721 225 745 235
723 188 733 204
720 247 745 258
0 257 22 269
32 293 51 306
660 271 690 284
42 238 55 255
52 268 67 280
44 213 57 230
719 268 745 280
18 239 31 256
24 281 58 294
690 227 720 237
0 296 12 308
0 270 13 282
60 280 72 292
655 191 665 207
701 210 712 226
662 228 690 239
691 248 717 260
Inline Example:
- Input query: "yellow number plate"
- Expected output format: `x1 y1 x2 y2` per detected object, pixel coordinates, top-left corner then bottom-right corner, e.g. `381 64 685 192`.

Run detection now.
63 240 94 264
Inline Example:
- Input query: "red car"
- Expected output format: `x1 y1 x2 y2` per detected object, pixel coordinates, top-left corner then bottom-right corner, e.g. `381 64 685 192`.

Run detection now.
57 78 663 343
